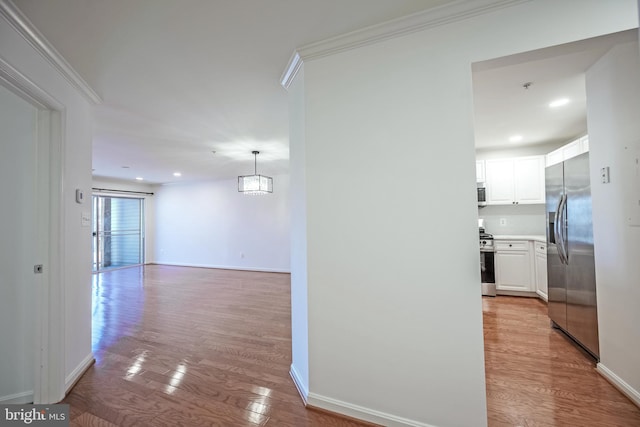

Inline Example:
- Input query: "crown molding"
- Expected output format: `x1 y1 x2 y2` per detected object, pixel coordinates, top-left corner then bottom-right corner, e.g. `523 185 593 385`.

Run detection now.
0 54 64 110
0 0 102 104
280 51 302 89
280 0 531 89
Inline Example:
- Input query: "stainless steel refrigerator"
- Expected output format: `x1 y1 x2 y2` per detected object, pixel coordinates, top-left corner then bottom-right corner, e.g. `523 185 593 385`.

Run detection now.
545 152 599 359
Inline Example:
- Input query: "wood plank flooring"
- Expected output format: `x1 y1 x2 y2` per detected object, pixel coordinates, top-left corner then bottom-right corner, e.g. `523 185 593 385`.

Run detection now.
66 265 370 426
64 266 640 426
483 296 640 426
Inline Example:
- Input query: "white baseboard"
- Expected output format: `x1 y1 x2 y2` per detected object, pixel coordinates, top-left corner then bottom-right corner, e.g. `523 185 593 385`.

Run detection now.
597 363 640 408
535 290 548 302
153 262 290 274
65 353 95 393
289 364 308 405
0 390 33 404
496 290 538 298
306 393 438 427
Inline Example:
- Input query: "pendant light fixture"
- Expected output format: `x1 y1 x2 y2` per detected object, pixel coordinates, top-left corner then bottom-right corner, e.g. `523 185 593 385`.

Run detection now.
238 151 273 195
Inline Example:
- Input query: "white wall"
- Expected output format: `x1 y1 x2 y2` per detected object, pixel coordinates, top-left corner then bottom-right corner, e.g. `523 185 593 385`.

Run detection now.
92 178 156 263
153 176 290 272
478 204 546 235
586 39 640 404
0 12 94 399
0 85 36 403
290 1 638 426
288 67 309 395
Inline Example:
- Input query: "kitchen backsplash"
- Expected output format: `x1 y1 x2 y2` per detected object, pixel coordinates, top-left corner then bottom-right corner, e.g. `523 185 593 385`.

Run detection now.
478 204 546 235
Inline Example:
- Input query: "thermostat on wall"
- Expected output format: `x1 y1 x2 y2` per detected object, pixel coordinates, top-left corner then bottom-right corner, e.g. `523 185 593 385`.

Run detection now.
75 189 84 204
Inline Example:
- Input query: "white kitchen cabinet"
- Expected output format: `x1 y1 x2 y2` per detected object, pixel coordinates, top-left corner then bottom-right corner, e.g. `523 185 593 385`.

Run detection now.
485 156 545 205
485 158 513 203
476 160 485 183
514 157 545 203
562 139 582 160
580 135 589 153
495 240 534 292
545 149 564 167
545 135 589 167
534 242 548 301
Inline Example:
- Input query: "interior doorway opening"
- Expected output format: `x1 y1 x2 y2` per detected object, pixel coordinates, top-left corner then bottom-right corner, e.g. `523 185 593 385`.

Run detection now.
92 195 145 271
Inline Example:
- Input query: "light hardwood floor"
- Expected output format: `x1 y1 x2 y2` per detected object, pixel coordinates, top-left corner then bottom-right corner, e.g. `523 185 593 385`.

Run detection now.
66 265 371 426
64 266 640 426
483 296 640 426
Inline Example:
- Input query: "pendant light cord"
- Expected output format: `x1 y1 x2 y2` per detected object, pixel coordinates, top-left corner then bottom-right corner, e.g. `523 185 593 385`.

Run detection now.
252 150 259 175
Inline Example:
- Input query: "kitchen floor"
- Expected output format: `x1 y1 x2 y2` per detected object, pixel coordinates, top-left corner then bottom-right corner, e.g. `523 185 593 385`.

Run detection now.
483 296 640 426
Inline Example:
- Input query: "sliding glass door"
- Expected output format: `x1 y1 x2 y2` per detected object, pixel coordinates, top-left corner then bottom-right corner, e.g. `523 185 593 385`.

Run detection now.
92 196 144 271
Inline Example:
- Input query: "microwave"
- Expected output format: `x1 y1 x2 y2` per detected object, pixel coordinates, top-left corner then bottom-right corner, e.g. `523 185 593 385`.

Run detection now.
477 182 487 207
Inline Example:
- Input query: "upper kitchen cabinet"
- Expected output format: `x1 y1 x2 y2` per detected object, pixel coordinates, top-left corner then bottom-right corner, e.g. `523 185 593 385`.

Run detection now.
545 135 589 167
476 160 485 183
485 156 545 205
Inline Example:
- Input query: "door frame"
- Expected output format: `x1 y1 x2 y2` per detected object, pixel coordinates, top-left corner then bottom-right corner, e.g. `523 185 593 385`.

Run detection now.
0 56 66 403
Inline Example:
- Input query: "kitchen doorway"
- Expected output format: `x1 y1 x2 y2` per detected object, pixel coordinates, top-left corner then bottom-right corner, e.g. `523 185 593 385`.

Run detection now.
92 195 145 271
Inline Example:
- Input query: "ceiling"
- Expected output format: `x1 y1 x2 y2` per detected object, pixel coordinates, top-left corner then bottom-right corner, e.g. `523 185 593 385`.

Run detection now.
14 0 455 184
473 29 638 150
12 1 638 183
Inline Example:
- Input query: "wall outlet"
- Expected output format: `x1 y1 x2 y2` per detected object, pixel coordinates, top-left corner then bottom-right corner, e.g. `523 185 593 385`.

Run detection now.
499 218 507 226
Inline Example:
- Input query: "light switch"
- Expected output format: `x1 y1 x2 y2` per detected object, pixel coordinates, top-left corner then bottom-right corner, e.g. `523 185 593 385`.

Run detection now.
600 167 610 184
76 189 84 203
81 211 91 227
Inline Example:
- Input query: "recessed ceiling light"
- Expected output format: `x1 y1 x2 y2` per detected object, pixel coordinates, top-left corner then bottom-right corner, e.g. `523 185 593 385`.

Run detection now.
173 172 182 177
122 166 130 169
549 98 570 108
509 135 523 143
135 177 144 181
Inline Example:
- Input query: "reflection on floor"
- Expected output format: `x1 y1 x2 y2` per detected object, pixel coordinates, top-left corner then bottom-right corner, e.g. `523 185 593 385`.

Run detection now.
63 266 640 426
66 265 373 426
483 296 640 426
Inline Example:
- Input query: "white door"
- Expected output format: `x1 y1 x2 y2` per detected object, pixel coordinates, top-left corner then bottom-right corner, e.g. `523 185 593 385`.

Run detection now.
0 85 37 404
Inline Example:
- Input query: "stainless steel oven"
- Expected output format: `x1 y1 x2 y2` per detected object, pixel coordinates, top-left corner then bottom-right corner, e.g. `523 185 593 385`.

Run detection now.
480 234 496 296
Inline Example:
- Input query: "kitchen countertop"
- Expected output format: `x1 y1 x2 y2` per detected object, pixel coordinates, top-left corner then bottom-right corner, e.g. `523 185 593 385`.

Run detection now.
492 234 546 243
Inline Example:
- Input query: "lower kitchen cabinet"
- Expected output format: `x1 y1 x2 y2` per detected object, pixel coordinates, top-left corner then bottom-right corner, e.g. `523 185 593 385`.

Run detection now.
495 240 534 292
534 242 548 301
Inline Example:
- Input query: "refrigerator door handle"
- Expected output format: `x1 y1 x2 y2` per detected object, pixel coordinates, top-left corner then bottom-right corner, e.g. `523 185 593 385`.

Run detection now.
554 195 566 264
558 194 569 264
